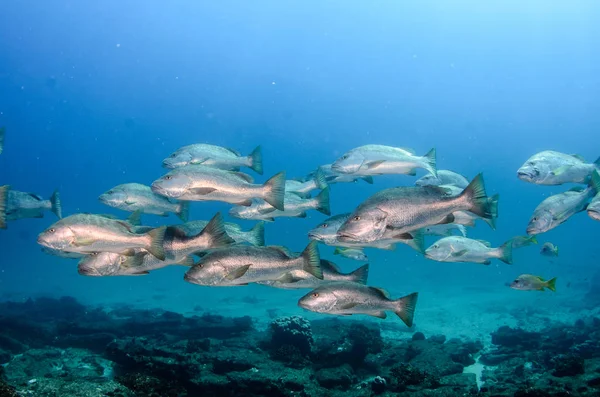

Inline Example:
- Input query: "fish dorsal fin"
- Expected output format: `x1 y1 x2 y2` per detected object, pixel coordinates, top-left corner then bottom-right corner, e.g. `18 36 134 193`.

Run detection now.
476 239 492 247
399 147 416 155
28 193 44 201
225 264 251 280
269 245 294 257
320 259 341 273
232 172 254 183
369 286 391 299
167 226 189 239
225 147 242 156
127 210 142 226
570 154 585 161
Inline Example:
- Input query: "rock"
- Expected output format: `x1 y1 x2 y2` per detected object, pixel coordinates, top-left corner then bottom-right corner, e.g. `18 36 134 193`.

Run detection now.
315 364 355 390
370 376 387 394
491 326 542 349
388 363 440 392
429 334 447 344
551 354 585 377
268 316 313 357
412 332 426 341
439 373 478 393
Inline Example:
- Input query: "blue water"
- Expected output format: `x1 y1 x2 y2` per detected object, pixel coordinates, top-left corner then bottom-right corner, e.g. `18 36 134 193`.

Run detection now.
1 1 599 325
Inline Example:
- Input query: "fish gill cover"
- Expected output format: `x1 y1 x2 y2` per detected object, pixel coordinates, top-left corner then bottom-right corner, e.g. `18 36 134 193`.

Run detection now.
1 1 600 396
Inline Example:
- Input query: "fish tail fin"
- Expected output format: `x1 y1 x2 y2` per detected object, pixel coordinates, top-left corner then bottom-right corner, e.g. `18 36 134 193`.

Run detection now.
313 167 328 190
248 145 263 175
496 240 513 264
200 212 235 248
393 292 418 327
333 247 343 255
590 170 600 195
530 235 538 245
349 263 369 285
145 226 167 260
456 225 467 237
423 148 437 177
301 241 322 279
177 201 190 222
361 176 374 184
313 187 331 215
546 277 557 292
249 221 265 246
0 185 9 229
408 229 425 254
460 173 492 219
554 245 559 256
263 171 286 211
50 190 62 219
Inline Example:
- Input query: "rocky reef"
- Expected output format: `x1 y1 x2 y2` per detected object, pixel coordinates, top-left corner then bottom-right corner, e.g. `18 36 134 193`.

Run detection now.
1 297 600 396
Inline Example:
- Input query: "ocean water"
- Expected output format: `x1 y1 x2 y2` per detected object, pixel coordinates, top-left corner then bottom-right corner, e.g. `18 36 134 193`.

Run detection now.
1 1 600 395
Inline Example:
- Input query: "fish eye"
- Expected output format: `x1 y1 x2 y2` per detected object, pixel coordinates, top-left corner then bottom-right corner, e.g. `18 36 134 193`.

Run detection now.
513 280 519 284
533 217 537 221
321 223 328 228
171 154 177 158
311 293 319 297
165 176 172 180
90 252 99 256
48 228 56 233
353 216 360 221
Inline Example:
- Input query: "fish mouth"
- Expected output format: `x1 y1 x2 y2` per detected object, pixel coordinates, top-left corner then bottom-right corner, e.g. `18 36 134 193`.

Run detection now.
307 232 322 240
517 171 532 179
337 232 359 242
151 183 174 198
525 227 538 236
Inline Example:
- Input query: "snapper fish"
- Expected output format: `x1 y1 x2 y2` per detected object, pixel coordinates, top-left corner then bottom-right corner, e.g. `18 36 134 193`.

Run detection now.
298 282 418 326
540 242 559 257
0 185 62 229
99 183 189 221
510 274 557 292
308 164 374 185
37 213 167 260
172 219 265 246
285 169 328 198
258 261 369 290
334 247 368 262
332 145 436 177
77 250 194 276
337 174 493 243
151 165 286 210
163 144 263 174
517 151 599 185
425 236 513 265
416 170 469 189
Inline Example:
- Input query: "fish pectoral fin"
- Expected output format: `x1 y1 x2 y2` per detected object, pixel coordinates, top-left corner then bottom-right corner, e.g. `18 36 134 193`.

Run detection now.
262 217 275 222
190 187 217 195
407 168 417 176
551 165 571 176
367 311 387 319
73 238 96 247
277 273 303 283
482 260 491 265
451 249 468 257
258 207 277 214
124 199 136 205
365 160 386 169
437 214 455 225
225 264 251 280
190 158 208 164
339 302 358 310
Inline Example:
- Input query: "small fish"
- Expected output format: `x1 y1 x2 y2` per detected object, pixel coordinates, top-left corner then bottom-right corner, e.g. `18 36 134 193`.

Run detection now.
510 274 557 292
258 261 369 290
37 214 167 260
151 165 286 210
99 183 189 221
416 170 469 189
77 250 194 277
527 183 597 235
334 247 368 262
337 174 493 243
588 170 600 221
517 151 599 185
309 164 374 185
0 186 62 229
298 283 418 326
510 235 538 249
540 242 559 257
425 236 513 265
332 145 437 177
163 144 263 174
285 169 328 198
229 188 330 221
184 241 322 286
174 220 265 246
0 126 4 154
421 223 467 237
308 213 425 253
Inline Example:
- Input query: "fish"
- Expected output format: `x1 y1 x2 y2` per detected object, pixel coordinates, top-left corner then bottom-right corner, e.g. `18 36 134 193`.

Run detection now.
99 183 189 221
309 164 374 185
587 170 600 221
421 223 467 237
334 247 368 261
517 151 599 185
332 145 437 177
540 242 559 257
308 213 425 253
0 126 4 154
526 183 598 235
510 235 538 249
298 283 418 326
77 250 194 277
510 274 557 292
0 186 62 229
435 185 499 229
285 169 328 198
184 241 322 286
425 236 513 265
258 261 369 290
337 174 493 243
41 247 85 259
173 219 265 246
415 170 469 189
229 188 330 221
151 165 286 210
163 144 263 174
37 213 167 260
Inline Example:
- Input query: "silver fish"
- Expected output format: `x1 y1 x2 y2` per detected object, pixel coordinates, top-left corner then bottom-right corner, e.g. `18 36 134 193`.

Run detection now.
337 174 493 243
184 241 322 286
527 185 597 235
77 250 193 277
298 283 418 326
332 145 436 177
517 151 599 185
588 170 600 221
229 188 330 221
416 170 469 188
308 213 425 253
540 242 559 257
99 183 189 221
425 236 513 265
163 144 263 174
285 170 328 198
37 214 167 260
258 261 369 290
309 164 374 185
173 220 265 246
151 165 286 210
0 186 62 229
421 223 467 237
334 247 368 261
